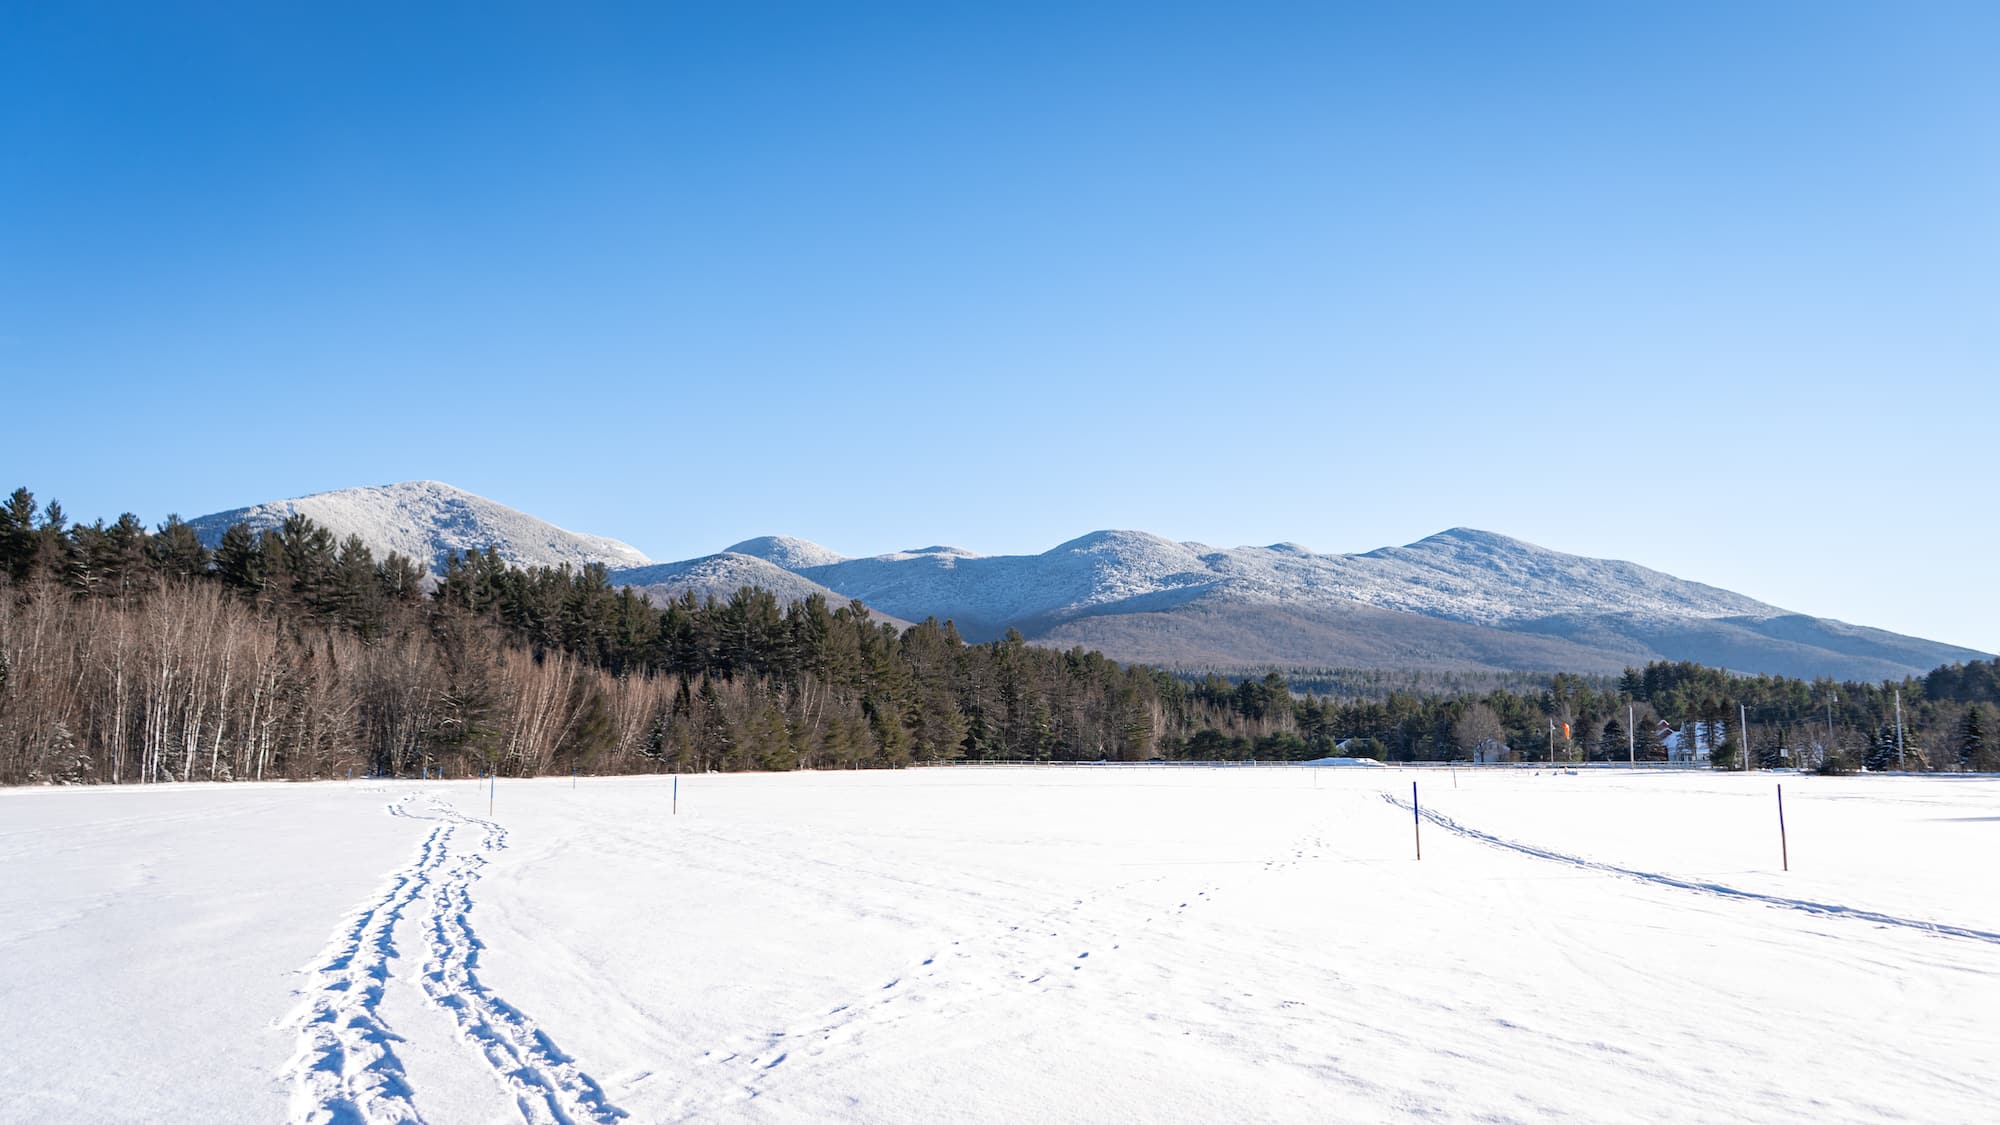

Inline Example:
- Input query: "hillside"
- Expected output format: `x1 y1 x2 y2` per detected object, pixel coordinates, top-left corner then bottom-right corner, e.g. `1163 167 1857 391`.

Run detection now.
722 528 1989 679
185 482 1990 678
188 481 651 574
614 552 915 628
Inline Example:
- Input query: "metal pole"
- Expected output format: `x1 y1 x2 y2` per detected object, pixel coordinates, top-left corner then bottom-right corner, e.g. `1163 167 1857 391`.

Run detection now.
1776 783 1788 871
1412 781 1422 861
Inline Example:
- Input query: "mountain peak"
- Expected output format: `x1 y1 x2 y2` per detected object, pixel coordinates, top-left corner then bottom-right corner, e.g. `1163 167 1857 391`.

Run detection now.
1414 527 1534 551
180 488 1994 677
1050 529 1187 555
188 481 651 574
723 535 847 571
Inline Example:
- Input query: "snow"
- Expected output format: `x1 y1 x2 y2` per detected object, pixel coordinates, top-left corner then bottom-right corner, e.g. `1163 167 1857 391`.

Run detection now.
688 526 1803 649
4 768 1995 1123
720 527 1987 672
1347 527 1774 626
188 483 1990 668
615 553 857 612
783 530 1226 635
781 527 1785 635
188 481 652 574
722 537 850 571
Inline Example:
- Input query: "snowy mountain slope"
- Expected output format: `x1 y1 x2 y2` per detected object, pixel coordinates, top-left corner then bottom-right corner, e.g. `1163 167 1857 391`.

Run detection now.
616 553 835 606
788 530 1223 637
734 527 1989 676
1035 597 1649 674
188 481 651 574
613 553 915 628
1049 597 1937 681
1344 528 1774 625
747 528 1790 638
187 485 922 623
723 536 850 571
186 481 1987 676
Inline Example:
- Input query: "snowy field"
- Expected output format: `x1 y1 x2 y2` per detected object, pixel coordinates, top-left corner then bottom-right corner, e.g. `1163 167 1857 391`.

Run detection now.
2 767 1996 1124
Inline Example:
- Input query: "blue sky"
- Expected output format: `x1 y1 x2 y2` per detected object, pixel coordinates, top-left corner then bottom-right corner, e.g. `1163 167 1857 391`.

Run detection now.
3 2 1995 653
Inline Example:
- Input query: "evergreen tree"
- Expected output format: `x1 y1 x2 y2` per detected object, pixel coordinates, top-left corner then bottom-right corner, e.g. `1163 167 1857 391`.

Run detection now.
641 706 671 770
378 552 427 604
329 536 380 616
31 499 73 584
1601 715 1626 761
753 708 795 771
8 481 1998 788
0 488 37 580
213 523 264 592
148 515 210 581
1618 667 1644 699
74 513 151 598
1864 724 1897 772
695 678 733 770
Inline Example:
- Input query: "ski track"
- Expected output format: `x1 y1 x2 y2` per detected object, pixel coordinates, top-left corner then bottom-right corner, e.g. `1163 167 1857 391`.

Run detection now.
1383 792 2000 946
281 794 625 1125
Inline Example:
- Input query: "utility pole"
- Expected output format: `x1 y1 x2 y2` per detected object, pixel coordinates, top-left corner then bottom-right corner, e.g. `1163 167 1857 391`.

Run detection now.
1826 690 1838 766
1895 689 1906 770
1740 702 1750 771
1628 702 1636 766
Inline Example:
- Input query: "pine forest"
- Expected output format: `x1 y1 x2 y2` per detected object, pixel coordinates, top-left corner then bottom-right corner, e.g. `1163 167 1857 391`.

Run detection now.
2 487 1996 786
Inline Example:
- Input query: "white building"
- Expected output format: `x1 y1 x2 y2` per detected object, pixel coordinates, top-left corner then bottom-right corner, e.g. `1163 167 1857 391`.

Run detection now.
1658 719 1724 764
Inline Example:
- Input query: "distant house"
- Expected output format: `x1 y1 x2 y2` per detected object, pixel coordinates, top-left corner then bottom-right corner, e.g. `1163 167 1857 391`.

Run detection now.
1658 719 1723 764
1470 737 1511 764
1329 738 1390 761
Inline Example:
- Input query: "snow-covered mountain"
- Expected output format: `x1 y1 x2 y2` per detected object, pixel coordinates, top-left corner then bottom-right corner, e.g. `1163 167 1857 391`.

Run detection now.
612 552 914 628
188 481 651 574
635 527 1989 680
762 527 1771 634
187 482 1989 678
767 530 1222 638
1346 529 1774 624
722 536 850 571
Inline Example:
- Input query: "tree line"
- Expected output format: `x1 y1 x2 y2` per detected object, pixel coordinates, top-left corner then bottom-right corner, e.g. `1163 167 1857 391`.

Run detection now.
0 489 1196 783
1 486 1994 784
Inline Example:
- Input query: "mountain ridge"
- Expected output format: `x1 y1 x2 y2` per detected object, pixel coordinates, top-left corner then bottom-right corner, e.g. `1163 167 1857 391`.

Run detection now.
185 482 1993 679
187 481 651 574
